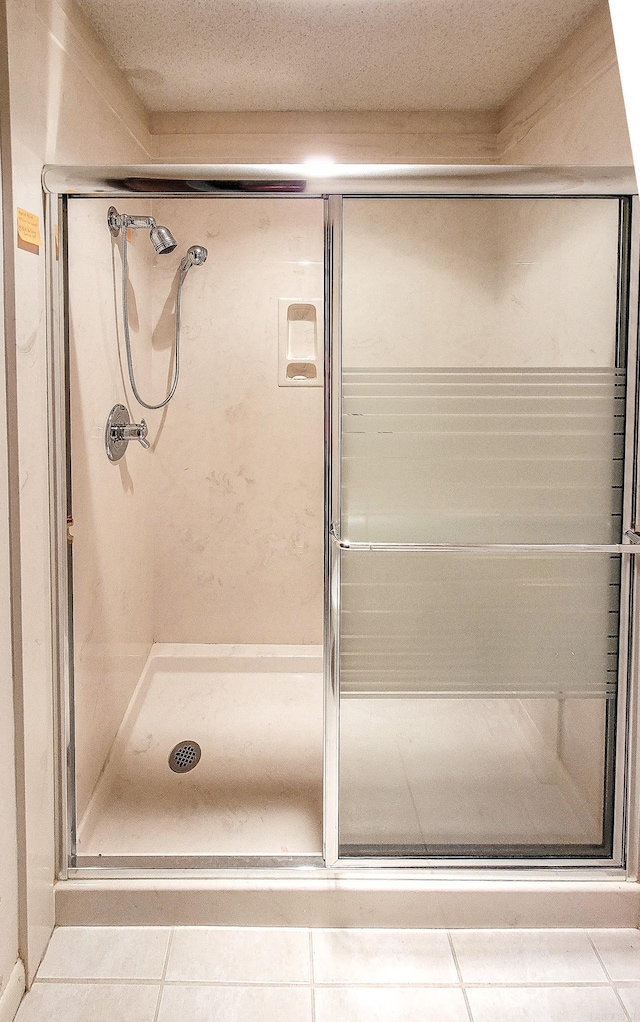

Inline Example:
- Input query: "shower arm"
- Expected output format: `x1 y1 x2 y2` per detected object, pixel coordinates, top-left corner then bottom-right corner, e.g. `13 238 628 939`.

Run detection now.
107 209 157 236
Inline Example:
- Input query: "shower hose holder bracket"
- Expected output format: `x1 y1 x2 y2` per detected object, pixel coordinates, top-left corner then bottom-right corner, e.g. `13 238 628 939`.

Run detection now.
105 403 150 461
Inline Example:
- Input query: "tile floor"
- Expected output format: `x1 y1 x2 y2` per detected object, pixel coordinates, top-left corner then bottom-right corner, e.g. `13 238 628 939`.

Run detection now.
15 925 640 1021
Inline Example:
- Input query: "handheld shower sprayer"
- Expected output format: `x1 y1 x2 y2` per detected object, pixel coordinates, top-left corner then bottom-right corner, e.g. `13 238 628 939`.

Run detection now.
180 245 208 272
108 207 207 410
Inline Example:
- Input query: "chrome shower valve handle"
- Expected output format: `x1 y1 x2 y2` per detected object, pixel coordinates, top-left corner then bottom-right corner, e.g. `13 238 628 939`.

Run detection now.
119 419 150 448
105 404 150 461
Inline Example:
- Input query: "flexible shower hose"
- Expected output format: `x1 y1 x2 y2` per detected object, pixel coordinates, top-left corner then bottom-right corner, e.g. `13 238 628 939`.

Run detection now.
120 228 188 410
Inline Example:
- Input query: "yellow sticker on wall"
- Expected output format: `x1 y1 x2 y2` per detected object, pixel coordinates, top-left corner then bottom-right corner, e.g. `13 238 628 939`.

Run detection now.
17 207 42 249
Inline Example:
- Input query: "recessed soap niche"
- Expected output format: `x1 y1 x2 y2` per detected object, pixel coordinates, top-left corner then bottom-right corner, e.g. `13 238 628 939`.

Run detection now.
278 298 323 387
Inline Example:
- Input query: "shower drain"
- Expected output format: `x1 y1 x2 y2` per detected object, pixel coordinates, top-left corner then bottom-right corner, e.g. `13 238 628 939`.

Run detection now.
168 741 202 773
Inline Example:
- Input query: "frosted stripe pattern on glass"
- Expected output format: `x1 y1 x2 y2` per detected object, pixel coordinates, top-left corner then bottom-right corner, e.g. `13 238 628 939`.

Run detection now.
342 367 625 545
340 552 620 699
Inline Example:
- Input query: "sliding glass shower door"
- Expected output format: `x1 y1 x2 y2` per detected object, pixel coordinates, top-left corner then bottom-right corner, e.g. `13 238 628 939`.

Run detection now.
332 195 634 862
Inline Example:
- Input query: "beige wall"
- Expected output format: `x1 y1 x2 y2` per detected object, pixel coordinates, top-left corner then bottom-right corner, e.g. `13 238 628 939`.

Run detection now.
0 389 20 1016
5 0 151 981
0 22 22 1005
499 1 632 165
67 199 155 821
151 110 498 164
149 198 324 643
609 0 640 172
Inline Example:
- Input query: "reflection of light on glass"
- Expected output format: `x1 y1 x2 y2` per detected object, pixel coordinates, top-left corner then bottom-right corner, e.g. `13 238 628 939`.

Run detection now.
303 157 337 176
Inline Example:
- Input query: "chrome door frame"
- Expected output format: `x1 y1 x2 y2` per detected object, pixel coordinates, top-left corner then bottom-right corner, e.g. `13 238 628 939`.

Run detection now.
43 165 640 877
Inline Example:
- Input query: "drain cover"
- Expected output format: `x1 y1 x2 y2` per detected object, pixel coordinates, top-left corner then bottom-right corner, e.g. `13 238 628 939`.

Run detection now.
169 741 201 773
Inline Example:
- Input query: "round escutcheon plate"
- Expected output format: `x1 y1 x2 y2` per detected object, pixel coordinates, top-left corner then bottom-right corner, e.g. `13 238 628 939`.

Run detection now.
105 403 130 462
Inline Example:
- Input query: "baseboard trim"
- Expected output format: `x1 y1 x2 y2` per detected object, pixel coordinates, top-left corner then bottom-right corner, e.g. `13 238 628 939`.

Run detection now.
55 878 640 929
0 961 25 1022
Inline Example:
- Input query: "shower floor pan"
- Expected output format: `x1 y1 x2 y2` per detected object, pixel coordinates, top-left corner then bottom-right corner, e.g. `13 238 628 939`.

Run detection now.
77 644 601 863
77 645 324 859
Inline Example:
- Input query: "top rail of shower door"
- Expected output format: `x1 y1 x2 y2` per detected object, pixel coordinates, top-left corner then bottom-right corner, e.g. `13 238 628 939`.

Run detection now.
330 527 640 554
41 165 637 197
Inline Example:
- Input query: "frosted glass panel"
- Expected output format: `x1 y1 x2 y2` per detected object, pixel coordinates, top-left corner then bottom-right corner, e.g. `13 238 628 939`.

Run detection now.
343 367 624 544
340 552 620 699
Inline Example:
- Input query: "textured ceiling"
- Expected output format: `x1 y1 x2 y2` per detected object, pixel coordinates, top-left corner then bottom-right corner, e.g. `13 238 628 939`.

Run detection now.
76 0 602 112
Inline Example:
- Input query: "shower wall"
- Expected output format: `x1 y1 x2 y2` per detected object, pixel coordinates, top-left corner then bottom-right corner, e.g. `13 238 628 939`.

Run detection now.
148 198 324 644
68 199 156 820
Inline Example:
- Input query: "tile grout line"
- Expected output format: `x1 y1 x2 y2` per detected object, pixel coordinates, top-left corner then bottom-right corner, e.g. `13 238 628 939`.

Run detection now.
152 927 175 1022
309 930 316 1022
447 931 474 1022
587 935 632 1022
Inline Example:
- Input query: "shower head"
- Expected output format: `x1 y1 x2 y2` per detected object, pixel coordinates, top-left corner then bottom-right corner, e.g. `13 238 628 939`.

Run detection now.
107 207 177 255
149 224 177 255
179 245 208 273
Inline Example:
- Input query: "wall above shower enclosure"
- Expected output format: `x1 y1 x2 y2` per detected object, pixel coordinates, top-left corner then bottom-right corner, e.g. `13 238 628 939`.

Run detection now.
146 4 629 166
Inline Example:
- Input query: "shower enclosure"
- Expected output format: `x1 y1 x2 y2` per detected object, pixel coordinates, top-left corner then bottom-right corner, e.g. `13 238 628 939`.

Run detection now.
43 165 640 875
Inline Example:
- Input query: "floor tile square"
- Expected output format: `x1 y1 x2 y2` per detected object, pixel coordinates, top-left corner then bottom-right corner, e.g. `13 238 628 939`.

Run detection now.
451 929 607 984
466 986 626 1022
618 985 640 1020
590 929 640 981
315 986 469 1022
158 984 312 1021
15 983 159 1022
36 926 170 980
312 928 458 984
166 926 310 983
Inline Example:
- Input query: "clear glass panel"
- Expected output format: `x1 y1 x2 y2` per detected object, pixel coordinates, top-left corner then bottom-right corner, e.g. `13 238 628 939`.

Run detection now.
339 551 618 856
338 198 625 859
66 196 325 863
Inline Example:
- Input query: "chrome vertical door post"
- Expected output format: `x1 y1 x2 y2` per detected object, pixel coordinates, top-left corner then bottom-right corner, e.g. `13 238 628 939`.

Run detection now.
324 194 343 867
622 194 640 876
